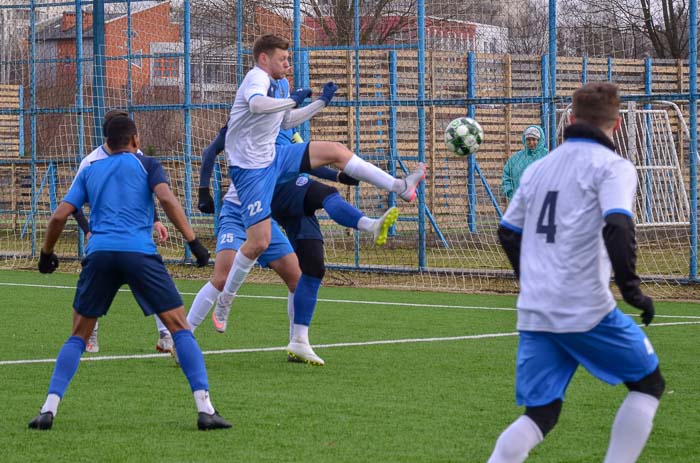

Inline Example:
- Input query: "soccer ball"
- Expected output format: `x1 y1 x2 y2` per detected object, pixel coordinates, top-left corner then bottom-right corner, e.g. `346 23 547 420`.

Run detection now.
444 117 484 156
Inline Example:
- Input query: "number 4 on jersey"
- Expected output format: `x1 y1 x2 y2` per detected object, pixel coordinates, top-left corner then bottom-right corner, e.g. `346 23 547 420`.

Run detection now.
536 191 558 243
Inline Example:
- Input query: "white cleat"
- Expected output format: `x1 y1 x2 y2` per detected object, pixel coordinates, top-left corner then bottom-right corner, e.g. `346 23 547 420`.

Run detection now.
156 332 174 353
286 339 325 366
371 207 399 246
86 328 99 353
398 162 426 202
211 294 232 333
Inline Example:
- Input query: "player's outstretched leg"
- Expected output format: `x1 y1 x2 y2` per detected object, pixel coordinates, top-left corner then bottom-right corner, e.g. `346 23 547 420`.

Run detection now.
368 207 399 246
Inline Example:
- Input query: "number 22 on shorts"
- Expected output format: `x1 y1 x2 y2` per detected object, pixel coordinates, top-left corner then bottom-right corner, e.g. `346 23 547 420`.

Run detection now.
247 201 262 217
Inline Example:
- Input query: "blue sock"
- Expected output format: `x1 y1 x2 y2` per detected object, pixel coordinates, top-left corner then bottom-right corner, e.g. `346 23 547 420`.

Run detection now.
293 274 322 326
322 192 363 229
173 330 209 392
47 336 86 398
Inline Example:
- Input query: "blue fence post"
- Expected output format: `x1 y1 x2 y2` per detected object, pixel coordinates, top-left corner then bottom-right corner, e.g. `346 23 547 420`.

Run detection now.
48 163 57 212
644 57 653 222
127 0 133 117
466 51 477 233
29 0 37 256
92 0 106 149
293 0 301 88
353 0 361 268
236 0 243 86
582 54 587 84
388 51 398 235
541 55 549 139
689 0 698 280
300 50 310 141
76 3 86 256
18 87 24 158
183 0 193 262
548 0 557 151
607 56 613 81
417 0 427 269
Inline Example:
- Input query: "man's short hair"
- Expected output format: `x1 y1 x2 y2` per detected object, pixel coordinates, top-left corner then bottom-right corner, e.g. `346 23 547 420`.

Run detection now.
102 109 129 137
105 115 137 152
572 82 620 129
253 34 289 62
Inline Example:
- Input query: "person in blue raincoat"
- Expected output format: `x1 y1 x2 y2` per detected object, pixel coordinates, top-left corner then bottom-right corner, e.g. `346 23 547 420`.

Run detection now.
501 125 548 200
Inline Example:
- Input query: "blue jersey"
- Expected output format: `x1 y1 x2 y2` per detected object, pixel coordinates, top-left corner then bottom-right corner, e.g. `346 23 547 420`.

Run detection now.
271 78 295 146
63 151 168 255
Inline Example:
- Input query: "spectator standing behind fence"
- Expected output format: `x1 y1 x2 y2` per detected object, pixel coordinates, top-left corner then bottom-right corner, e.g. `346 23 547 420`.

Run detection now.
501 126 548 201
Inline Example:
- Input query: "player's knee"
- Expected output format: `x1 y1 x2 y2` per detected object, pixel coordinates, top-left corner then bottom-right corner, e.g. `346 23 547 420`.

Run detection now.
297 240 325 280
625 367 665 400
525 399 562 437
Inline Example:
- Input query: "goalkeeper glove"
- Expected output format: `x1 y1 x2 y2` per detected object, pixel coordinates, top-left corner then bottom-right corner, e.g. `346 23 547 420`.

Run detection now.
622 290 655 326
337 172 359 186
198 187 215 214
319 81 338 105
188 238 210 267
38 250 59 274
290 88 312 107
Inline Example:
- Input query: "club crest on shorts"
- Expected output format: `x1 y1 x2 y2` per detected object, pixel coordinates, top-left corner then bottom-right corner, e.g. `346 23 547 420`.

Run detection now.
296 176 309 187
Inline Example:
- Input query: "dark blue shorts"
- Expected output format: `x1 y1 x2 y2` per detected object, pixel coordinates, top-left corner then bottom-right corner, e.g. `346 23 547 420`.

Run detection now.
272 176 323 244
73 251 183 318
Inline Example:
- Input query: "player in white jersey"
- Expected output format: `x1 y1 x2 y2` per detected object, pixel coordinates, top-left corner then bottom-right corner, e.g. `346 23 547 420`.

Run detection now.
488 82 664 463
71 109 174 354
215 34 425 322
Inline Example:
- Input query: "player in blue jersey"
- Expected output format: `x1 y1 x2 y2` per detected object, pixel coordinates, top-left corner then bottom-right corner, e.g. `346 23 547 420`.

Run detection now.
216 34 425 336
28 116 230 431
489 82 663 462
72 109 175 355
190 89 399 365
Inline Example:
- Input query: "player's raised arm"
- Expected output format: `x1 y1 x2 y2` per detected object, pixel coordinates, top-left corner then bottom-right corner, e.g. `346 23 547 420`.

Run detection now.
280 82 337 130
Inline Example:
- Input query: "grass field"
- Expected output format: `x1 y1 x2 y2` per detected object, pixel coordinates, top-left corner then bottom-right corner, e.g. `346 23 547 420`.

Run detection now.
1 269 698 462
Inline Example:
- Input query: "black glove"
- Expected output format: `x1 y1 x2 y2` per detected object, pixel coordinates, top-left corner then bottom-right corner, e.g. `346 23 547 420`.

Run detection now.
188 238 210 267
337 172 359 186
198 186 215 214
38 250 59 274
622 290 655 326
290 88 312 107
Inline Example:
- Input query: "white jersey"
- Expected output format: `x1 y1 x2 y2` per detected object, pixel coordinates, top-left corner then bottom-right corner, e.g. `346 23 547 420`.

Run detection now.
72 145 145 185
501 137 637 333
225 66 285 169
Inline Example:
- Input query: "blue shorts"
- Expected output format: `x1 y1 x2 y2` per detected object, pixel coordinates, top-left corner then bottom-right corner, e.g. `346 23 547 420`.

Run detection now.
229 142 309 229
515 308 659 407
272 176 323 244
216 200 294 267
73 251 183 318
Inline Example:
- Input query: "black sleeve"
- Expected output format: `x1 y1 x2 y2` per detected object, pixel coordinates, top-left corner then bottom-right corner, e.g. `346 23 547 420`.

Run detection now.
498 225 522 278
153 208 160 223
72 209 90 234
603 212 643 302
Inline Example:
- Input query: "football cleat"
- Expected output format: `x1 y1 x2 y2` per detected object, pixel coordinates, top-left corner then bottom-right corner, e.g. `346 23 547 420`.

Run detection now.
156 332 174 353
287 354 304 363
171 344 180 366
197 410 232 430
86 328 99 353
371 207 399 246
28 411 54 430
211 294 232 333
398 163 426 202
287 340 325 366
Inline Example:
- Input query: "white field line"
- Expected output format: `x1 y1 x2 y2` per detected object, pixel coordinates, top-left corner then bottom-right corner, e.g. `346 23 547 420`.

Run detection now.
2 281 700 318
1 321 698 366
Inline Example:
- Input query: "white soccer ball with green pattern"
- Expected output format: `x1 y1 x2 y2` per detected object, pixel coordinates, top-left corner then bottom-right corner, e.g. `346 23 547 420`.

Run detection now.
444 117 484 156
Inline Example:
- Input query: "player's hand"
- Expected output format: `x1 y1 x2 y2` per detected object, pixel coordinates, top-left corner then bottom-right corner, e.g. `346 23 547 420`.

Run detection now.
623 290 655 326
320 81 338 105
337 171 359 186
290 88 312 107
198 186 215 214
188 238 210 267
38 250 59 273
154 221 169 243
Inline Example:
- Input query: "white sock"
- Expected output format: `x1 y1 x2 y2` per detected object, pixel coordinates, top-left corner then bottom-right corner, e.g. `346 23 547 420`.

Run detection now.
293 324 309 343
357 216 375 232
220 252 257 302
193 389 215 415
187 282 221 331
604 392 660 463
287 292 295 342
40 393 61 416
488 415 543 463
155 315 168 335
343 154 396 191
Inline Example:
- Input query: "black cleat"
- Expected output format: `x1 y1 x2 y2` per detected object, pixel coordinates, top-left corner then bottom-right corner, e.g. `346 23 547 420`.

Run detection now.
28 411 54 430
197 410 232 430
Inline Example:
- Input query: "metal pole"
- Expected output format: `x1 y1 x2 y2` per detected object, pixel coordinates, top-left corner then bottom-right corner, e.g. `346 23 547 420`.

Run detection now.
293 0 301 87
548 0 557 151
467 51 477 233
689 0 698 279
29 0 37 256
92 0 106 148
76 2 86 256
183 0 193 261
417 0 427 269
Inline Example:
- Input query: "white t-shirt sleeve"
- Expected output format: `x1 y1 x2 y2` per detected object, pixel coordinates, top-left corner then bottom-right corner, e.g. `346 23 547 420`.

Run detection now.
242 70 270 103
501 184 526 232
598 157 637 218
